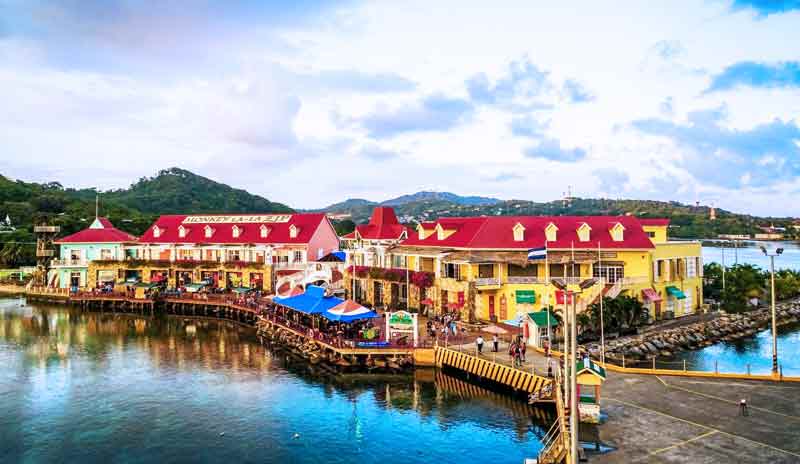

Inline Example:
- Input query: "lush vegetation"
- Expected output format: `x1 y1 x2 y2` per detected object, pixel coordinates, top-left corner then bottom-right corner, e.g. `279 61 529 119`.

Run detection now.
582 295 649 335
703 263 800 312
318 194 796 240
0 168 292 267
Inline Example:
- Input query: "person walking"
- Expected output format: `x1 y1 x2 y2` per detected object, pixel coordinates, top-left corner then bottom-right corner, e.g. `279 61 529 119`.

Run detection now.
740 398 748 416
492 334 499 352
476 335 484 354
520 339 527 362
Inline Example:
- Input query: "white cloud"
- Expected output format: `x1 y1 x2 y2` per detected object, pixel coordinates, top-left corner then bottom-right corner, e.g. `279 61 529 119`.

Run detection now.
1 0 800 214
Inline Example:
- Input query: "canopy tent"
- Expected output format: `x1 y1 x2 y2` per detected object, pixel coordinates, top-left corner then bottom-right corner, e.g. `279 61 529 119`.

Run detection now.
273 285 343 315
322 300 379 322
665 286 686 300
232 286 254 294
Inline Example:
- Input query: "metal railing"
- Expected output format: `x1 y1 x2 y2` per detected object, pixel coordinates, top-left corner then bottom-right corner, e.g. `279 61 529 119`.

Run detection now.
50 258 89 267
475 277 502 286
506 276 546 284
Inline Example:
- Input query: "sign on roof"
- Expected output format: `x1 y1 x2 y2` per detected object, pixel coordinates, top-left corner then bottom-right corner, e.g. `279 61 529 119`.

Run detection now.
182 215 291 224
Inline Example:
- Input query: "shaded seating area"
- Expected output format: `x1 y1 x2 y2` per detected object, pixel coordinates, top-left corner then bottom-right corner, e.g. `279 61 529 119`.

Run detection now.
272 285 381 347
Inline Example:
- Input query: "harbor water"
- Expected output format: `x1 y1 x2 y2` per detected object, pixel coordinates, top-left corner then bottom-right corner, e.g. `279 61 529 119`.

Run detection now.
0 298 549 463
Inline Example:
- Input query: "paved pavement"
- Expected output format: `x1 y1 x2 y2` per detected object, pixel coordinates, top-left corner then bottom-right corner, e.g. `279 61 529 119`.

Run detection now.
590 373 800 463
448 338 558 377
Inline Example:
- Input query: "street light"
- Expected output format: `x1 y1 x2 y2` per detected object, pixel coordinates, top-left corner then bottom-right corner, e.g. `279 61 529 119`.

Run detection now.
551 276 597 463
760 245 783 375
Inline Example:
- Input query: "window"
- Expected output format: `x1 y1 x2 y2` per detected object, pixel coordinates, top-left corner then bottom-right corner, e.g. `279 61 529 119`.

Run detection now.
686 257 697 278
232 225 241 238
577 223 591 242
289 225 298 238
178 226 187 238
478 264 495 278
647 231 656 238
228 250 241 262
513 223 525 241
152 226 161 238
392 255 407 269
508 263 537 277
545 223 558 242
443 263 461 280
100 249 112 260
293 250 303 263
401 284 407 301
70 249 82 261
204 226 214 238
594 264 624 283
260 225 269 238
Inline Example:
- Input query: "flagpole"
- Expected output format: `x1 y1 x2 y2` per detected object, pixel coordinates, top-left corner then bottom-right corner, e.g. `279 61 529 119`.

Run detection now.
599 241 605 365
545 240 550 345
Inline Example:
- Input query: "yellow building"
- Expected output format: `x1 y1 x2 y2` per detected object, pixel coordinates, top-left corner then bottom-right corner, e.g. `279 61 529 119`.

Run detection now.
345 210 702 322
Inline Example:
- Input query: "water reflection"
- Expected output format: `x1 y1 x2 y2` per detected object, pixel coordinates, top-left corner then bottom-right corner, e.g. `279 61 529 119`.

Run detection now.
0 298 549 464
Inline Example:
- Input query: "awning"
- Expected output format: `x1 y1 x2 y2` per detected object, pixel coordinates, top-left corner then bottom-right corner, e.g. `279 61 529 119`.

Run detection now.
666 286 686 300
642 288 662 302
527 310 559 328
420 298 434 306
184 283 206 292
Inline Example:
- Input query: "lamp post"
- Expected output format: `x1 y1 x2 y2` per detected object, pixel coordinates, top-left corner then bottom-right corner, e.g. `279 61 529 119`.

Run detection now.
760 246 783 375
551 276 597 464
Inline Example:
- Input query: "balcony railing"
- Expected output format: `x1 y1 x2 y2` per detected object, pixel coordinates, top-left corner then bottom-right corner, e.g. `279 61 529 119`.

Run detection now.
51 258 88 267
475 277 502 287
506 276 546 284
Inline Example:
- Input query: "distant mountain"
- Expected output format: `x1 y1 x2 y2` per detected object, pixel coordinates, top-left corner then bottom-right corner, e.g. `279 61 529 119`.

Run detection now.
106 168 292 215
380 191 501 207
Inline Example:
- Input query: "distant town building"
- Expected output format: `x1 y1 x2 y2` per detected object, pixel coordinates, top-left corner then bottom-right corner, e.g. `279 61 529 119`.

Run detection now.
0 214 16 233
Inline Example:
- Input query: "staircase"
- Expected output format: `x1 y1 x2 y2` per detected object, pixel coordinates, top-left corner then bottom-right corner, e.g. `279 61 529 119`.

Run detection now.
536 370 571 464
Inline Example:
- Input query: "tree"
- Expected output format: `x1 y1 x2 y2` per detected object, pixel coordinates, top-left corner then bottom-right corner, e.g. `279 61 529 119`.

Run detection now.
720 264 764 312
586 295 648 334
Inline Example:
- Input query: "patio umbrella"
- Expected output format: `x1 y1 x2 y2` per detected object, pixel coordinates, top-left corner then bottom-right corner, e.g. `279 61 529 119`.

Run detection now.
420 298 434 306
481 325 508 335
323 300 379 322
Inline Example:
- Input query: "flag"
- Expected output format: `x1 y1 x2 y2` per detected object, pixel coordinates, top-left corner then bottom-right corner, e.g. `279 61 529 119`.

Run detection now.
528 247 547 260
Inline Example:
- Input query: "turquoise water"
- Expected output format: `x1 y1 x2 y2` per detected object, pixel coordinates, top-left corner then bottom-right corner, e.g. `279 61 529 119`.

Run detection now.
702 240 800 271
0 298 549 463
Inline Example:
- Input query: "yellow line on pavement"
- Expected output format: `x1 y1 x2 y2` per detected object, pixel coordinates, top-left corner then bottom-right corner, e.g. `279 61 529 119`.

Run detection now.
649 430 718 456
656 376 800 421
606 397 800 459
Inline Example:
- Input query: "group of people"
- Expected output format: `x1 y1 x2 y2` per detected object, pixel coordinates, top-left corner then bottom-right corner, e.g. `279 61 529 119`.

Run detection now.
426 312 464 341
474 334 527 368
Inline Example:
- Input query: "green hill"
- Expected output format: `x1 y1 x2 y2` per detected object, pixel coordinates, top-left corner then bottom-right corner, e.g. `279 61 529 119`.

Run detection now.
0 168 292 266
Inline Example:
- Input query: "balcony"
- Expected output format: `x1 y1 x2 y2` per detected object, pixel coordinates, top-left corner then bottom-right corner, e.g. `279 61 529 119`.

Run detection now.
475 277 503 288
51 258 88 267
507 276 546 284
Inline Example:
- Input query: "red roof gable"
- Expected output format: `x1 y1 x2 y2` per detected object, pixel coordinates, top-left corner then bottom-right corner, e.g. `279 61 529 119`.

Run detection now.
638 218 670 226
55 217 138 244
342 207 411 241
401 216 655 250
137 213 328 245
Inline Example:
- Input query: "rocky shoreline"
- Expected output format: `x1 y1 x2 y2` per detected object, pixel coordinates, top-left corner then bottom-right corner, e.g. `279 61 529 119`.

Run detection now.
593 301 800 361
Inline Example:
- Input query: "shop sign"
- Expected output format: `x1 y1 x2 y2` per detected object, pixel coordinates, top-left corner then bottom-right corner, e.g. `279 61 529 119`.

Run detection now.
516 290 536 304
182 215 291 224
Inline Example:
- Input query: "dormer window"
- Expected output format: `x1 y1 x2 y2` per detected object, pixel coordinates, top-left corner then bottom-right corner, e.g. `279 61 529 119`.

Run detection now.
204 225 214 239
545 222 558 242
436 224 445 240
232 225 242 238
577 222 591 242
152 226 161 238
610 222 625 242
417 224 425 240
289 224 298 239
513 222 525 242
178 225 188 238
260 225 270 239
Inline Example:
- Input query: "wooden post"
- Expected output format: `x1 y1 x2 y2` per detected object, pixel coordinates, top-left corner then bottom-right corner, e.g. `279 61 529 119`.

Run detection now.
622 354 625 368
652 356 656 371
683 359 687 372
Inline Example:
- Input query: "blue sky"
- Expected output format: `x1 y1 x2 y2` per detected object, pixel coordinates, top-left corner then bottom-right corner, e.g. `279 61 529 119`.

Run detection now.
1 0 799 215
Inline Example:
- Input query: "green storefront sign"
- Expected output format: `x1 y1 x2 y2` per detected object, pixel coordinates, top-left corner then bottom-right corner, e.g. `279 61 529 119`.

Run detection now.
516 290 536 304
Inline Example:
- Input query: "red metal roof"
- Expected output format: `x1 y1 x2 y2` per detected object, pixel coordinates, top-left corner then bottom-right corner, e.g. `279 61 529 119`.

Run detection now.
342 206 411 241
401 215 655 249
638 218 670 226
55 217 138 244
137 213 328 245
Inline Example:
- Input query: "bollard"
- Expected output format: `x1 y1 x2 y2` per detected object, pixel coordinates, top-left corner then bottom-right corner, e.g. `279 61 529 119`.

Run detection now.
683 359 687 372
622 354 625 369
747 363 750 376
652 357 656 371
715 360 718 374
